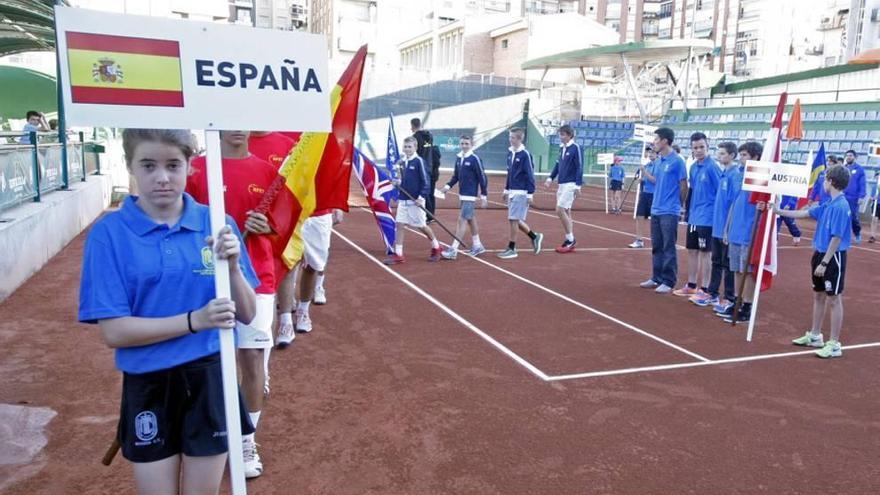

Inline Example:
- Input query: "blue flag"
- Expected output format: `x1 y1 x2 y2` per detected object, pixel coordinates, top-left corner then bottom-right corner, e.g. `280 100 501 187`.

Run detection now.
385 115 401 202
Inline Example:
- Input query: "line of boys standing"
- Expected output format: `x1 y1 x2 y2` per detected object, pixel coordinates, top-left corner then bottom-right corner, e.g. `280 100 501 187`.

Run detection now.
634 127 855 358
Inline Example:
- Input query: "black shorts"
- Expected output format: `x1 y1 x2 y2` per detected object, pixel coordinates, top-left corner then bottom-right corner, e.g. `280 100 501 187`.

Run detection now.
118 353 255 463
610 180 623 191
874 200 880 219
686 225 712 251
636 192 653 218
811 250 847 296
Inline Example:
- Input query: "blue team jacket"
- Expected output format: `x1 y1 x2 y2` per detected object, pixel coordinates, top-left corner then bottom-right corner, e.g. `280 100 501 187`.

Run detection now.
505 145 536 195
447 151 488 200
398 155 430 200
550 141 583 185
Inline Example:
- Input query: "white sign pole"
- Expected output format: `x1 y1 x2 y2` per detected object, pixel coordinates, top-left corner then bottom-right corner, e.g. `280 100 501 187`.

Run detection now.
633 180 642 219
205 131 247 495
746 193 777 342
604 161 610 214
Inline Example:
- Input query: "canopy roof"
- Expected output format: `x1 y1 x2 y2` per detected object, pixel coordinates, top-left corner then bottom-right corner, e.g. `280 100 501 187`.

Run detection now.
849 48 880 65
0 1 66 57
521 39 715 71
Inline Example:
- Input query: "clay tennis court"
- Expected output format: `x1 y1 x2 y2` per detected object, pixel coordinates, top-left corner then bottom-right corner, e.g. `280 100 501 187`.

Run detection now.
2 177 880 494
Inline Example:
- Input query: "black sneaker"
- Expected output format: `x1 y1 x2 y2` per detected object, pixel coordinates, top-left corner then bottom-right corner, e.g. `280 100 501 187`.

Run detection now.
723 311 750 324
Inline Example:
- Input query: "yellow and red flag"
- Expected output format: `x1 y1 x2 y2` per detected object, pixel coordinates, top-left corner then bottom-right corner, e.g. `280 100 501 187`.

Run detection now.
257 45 368 274
65 31 184 107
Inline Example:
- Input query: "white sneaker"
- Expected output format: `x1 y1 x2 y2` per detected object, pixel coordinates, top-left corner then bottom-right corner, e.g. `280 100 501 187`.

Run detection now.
655 284 673 294
242 436 263 479
628 239 644 248
639 279 659 289
313 286 327 305
276 321 295 349
295 312 313 333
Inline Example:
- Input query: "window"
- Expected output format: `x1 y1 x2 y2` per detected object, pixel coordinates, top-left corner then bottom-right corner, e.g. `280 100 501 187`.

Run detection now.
501 39 509 49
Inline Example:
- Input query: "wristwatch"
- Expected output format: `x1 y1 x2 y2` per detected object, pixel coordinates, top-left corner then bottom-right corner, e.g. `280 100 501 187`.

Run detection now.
820 261 828 267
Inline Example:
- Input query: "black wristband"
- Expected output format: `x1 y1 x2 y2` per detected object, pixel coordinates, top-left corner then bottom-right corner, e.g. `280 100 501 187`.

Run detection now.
187 311 196 334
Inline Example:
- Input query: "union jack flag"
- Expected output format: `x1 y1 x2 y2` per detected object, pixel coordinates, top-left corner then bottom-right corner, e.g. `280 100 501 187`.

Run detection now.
385 114 401 202
353 148 396 254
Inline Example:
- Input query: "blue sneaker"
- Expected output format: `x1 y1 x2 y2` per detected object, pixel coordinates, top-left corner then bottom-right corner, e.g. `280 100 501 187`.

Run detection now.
468 245 486 257
855 233 862 245
713 300 734 314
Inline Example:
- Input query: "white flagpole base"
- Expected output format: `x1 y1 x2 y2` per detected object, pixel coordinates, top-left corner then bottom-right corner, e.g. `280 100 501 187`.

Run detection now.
205 130 247 495
746 193 777 342
604 162 609 214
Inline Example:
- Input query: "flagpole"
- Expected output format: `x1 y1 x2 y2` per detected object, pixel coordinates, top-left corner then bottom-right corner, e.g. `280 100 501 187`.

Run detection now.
205 130 247 495
746 193 777 342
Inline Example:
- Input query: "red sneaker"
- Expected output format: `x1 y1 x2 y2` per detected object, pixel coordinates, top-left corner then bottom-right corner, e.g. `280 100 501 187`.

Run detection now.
428 247 441 262
555 239 576 253
383 254 406 265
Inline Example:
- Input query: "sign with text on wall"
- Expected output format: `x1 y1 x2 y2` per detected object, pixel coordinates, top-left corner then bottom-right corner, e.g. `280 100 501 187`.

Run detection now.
54 6 331 132
742 160 811 197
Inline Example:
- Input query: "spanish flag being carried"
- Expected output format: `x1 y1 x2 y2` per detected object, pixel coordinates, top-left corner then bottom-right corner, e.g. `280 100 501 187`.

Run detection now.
65 32 184 107
257 45 368 275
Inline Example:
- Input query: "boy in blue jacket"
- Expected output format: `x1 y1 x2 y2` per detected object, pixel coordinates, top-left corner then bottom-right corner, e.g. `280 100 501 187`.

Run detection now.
544 124 583 253
384 136 441 264
440 135 489 259
498 127 543 259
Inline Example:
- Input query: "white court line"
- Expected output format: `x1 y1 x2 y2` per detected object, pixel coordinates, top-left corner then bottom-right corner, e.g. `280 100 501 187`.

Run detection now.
777 230 880 254
547 341 880 381
332 229 550 381
385 214 710 363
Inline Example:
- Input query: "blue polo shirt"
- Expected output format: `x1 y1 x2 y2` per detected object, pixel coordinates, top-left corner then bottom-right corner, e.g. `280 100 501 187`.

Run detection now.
728 164 757 245
712 164 741 239
809 194 852 252
642 159 657 194
843 162 866 203
687 156 721 227
609 164 625 182
651 152 688 216
79 193 259 374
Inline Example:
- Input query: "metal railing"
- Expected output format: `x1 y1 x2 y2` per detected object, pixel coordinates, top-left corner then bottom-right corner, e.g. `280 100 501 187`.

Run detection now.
0 130 103 214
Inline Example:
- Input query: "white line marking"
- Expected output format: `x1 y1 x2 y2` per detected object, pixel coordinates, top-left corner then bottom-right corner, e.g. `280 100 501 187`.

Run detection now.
384 213 709 363
332 229 550 381
546 341 880 381
777 230 880 254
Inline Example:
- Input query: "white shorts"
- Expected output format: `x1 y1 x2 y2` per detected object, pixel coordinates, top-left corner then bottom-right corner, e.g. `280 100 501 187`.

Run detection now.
556 182 579 209
237 293 275 349
395 200 427 227
303 213 333 271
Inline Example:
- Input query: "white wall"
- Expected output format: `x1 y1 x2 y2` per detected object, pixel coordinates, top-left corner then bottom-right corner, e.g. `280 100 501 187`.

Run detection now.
0 176 112 302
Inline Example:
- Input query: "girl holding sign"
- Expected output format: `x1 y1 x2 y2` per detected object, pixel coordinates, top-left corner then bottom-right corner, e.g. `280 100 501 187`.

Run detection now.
78 129 258 494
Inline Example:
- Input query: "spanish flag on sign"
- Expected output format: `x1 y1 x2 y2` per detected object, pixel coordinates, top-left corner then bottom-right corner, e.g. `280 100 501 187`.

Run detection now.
66 31 184 107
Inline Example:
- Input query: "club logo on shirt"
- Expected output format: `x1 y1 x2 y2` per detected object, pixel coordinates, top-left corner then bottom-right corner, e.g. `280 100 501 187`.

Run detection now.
134 410 158 443
247 183 266 195
194 246 216 276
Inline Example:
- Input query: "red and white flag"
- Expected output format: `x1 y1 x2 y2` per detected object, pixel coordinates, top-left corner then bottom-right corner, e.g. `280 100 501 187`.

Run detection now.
748 93 787 291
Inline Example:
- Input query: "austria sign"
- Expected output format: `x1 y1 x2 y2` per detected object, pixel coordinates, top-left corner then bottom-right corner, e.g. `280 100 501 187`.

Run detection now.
54 6 331 131
742 160 811 197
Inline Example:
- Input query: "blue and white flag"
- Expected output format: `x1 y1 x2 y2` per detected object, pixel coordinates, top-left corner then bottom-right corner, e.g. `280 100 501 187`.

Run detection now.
385 114 401 201
353 148 396 254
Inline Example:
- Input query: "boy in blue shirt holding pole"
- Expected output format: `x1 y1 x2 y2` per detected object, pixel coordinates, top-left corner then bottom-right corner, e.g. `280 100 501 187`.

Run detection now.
630 145 658 248
772 165 852 358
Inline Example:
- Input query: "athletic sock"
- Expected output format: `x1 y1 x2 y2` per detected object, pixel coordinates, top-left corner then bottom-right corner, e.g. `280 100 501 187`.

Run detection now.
297 300 311 315
249 411 262 429
431 239 440 249
472 235 481 246
527 231 537 240
279 312 292 326
451 240 461 249
508 241 516 250
244 432 255 444
315 274 325 289
565 233 574 242
394 244 403 256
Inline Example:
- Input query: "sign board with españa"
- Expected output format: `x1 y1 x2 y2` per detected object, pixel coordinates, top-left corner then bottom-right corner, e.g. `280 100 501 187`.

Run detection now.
54 6 331 132
742 160 811 197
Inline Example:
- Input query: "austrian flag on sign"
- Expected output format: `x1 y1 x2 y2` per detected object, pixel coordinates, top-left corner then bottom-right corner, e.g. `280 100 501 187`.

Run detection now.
66 32 184 107
743 162 772 188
